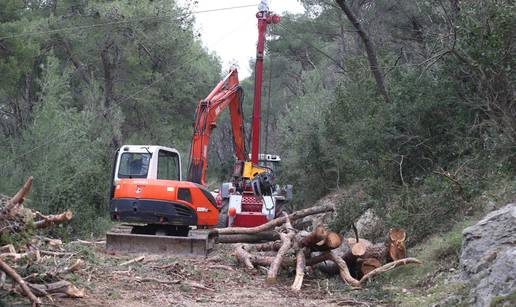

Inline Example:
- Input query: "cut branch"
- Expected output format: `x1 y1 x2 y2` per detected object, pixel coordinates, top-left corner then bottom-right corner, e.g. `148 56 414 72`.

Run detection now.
0 258 41 306
291 248 306 292
5 177 33 214
34 210 73 229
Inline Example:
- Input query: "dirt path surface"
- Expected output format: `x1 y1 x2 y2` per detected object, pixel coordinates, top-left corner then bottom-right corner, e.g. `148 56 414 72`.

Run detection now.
50 244 376 307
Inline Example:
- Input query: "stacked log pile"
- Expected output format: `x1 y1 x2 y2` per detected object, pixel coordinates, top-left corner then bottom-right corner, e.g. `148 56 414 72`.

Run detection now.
0 177 83 306
219 204 421 291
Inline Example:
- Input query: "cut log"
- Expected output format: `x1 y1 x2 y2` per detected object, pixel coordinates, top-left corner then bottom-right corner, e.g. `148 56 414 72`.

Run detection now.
357 258 382 276
217 203 334 235
389 228 406 241
34 210 73 229
325 232 343 249
216 232 279 243
387 228 406 261
351 242 367 257
301 225 327 247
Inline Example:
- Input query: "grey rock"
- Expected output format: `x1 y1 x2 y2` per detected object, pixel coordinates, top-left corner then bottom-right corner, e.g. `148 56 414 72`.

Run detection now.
459 203 516 306
354 208 384 240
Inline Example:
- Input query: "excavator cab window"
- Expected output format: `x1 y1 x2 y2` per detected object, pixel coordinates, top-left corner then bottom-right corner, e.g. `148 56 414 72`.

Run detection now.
157 150 180 181
118 153 150 179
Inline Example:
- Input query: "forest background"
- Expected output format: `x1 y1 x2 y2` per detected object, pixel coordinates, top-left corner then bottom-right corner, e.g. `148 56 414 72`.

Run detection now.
0 0 514 242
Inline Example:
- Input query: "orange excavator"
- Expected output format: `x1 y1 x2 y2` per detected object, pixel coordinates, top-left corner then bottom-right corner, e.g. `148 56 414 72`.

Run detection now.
107 2 290 255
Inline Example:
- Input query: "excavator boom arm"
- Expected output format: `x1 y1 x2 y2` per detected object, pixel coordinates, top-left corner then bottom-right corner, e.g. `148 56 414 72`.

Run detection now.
187 68 246 185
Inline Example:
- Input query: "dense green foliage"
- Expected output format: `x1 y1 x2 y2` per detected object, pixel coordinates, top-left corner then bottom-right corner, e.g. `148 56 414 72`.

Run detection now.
263 0 515 241
0 0 514 242
0 0 221 236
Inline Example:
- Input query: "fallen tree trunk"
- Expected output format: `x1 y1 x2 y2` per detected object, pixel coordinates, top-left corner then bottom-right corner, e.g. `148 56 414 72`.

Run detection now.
217 203 334 235
216 232 278 243
232 222 420 291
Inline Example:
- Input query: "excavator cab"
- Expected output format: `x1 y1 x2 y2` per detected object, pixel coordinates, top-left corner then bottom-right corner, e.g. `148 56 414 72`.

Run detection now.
107 145 218 256
112 145 181 183
109 145 219 231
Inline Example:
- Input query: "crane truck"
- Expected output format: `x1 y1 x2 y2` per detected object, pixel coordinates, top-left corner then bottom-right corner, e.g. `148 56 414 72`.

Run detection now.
106 2 291 255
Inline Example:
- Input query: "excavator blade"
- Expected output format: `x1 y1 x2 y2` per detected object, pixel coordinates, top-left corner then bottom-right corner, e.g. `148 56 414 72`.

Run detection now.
106 229 217 256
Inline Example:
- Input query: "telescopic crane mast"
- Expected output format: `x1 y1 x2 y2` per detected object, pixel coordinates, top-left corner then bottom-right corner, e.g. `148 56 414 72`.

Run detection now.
252 1 280 164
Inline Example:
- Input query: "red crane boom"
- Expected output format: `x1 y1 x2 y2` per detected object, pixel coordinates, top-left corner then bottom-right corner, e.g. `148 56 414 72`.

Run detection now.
251 8 280 164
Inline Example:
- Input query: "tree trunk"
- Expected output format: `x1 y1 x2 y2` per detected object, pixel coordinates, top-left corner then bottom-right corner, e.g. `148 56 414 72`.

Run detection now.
335 0 390 103
217 203 334 235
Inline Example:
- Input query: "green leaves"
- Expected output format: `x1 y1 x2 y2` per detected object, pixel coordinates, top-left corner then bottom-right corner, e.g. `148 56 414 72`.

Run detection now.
0 0 222 237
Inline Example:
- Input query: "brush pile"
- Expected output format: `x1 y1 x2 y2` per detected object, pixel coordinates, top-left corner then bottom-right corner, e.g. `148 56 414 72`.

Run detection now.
0 177 83 306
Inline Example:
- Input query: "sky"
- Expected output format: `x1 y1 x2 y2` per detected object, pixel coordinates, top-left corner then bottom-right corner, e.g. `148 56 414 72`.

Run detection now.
181 0 305 78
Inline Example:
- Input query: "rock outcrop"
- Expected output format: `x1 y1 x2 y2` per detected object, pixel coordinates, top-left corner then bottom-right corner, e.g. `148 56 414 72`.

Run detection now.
460 203 516 306
355 208 384 240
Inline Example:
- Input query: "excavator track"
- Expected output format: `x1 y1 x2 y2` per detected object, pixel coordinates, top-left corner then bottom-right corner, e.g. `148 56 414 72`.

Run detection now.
106 225 217 256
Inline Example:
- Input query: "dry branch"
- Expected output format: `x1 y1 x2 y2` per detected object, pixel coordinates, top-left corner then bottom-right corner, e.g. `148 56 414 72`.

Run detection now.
291 248 306 292
135 277 180 285
120 256 145 266
358 257 421 285
0 258 41 306
28 280 84 298
267 213 296 284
